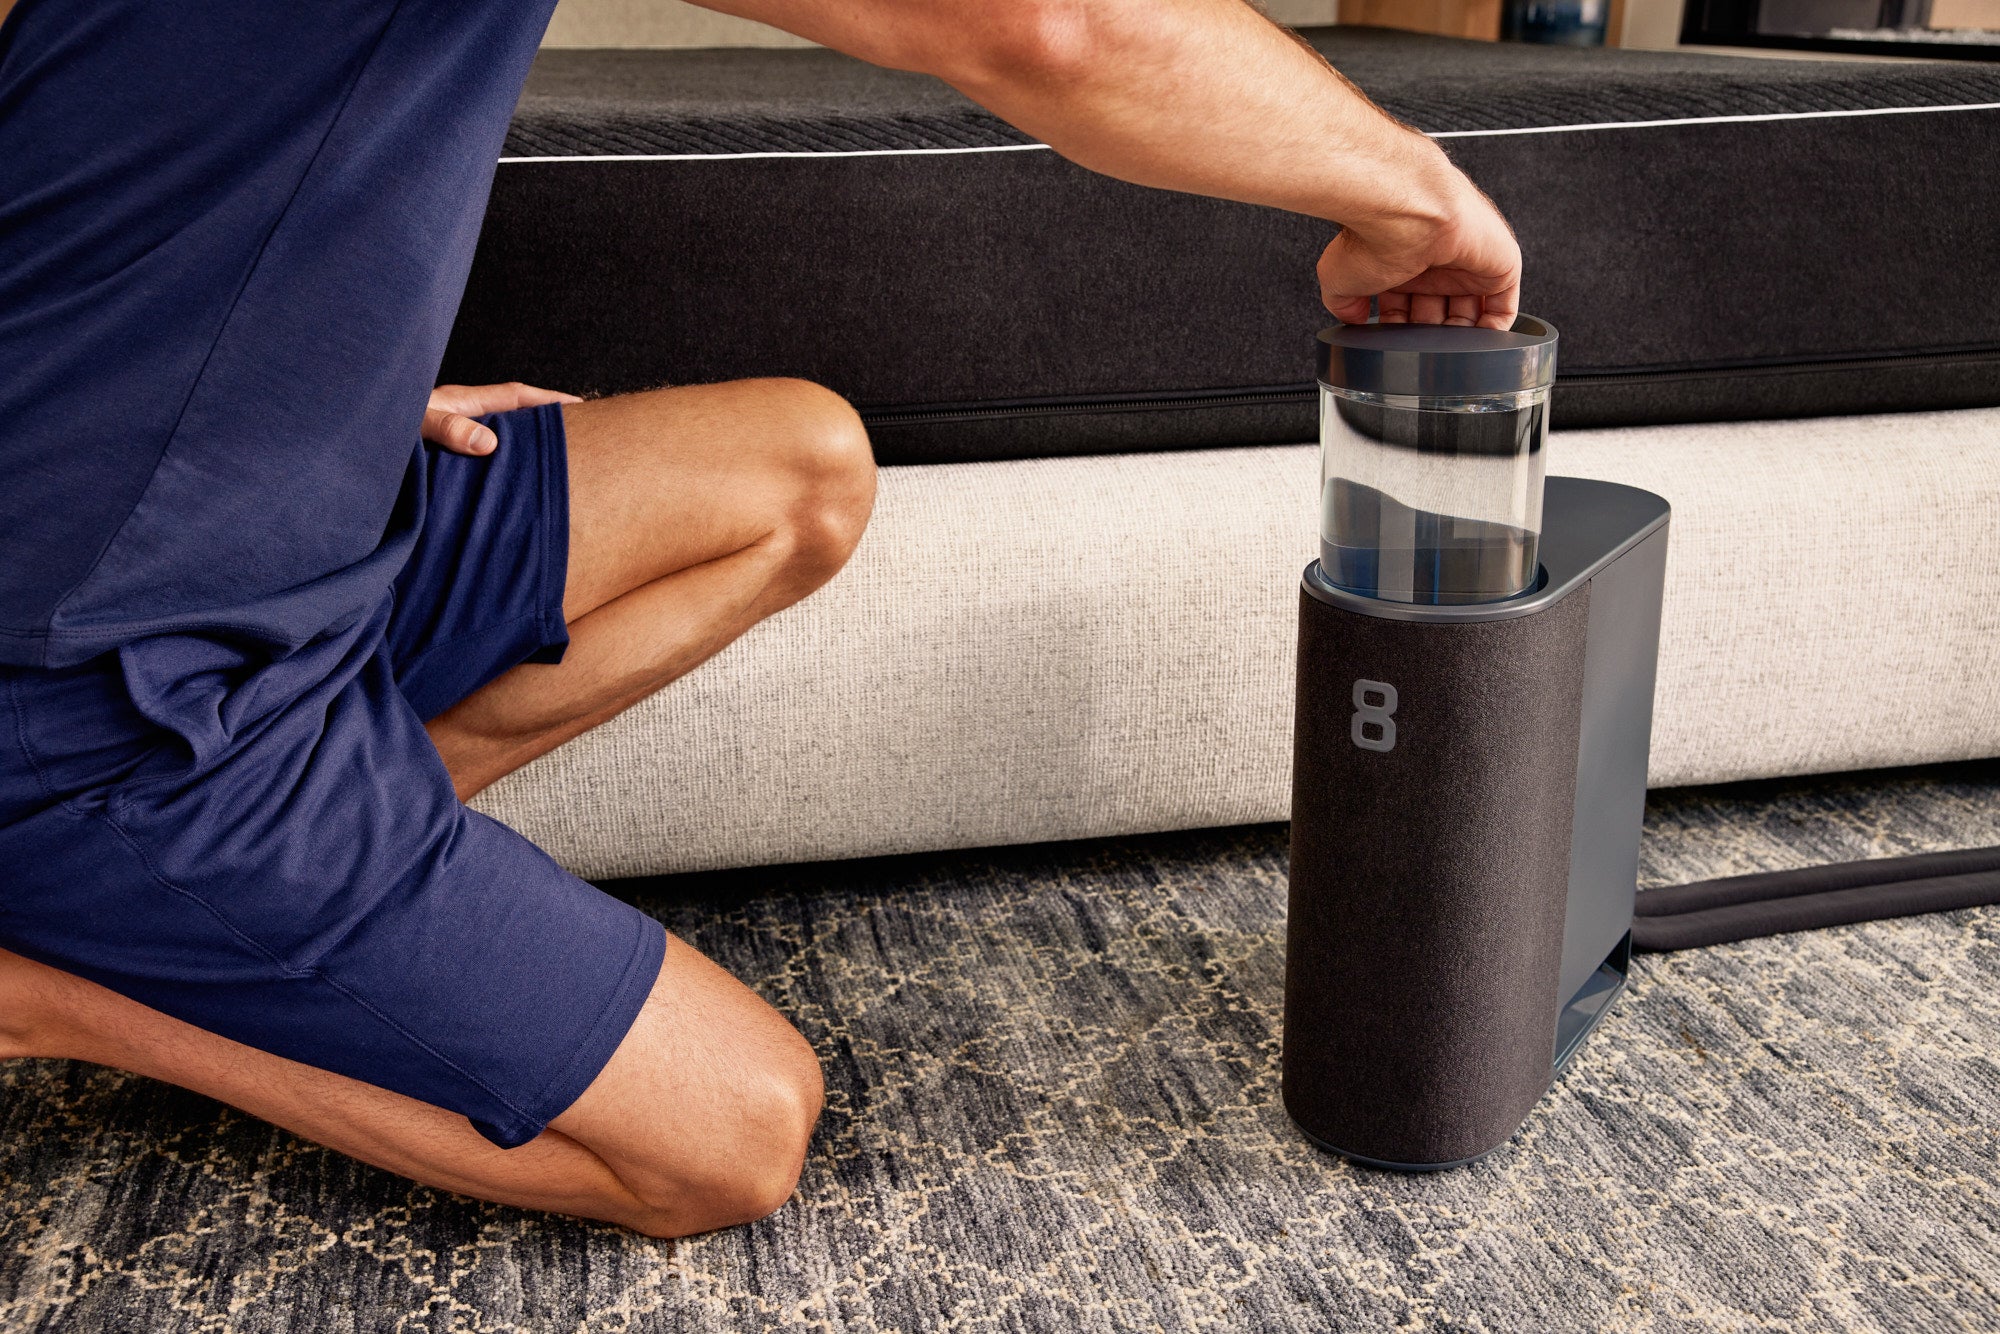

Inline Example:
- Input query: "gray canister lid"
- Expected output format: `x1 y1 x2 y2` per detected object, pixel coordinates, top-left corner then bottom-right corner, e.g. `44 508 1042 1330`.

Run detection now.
1317 315 1558 397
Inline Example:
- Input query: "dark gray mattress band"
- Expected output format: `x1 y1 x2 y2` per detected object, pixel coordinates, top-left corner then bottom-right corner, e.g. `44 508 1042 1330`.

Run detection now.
1633 846 2000 953
443 28 2000 464
499 30 2000 154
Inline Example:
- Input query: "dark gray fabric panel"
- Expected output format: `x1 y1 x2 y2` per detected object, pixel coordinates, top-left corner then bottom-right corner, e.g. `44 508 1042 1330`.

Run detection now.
1284 584 1590 1167
442 28 2000 462
440 151 1332 460
1634 845 2000 951
1445 109 2000 375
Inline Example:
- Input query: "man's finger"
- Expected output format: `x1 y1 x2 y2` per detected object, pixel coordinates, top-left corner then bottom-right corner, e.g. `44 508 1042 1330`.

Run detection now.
1444 295 1480 327
1324 294 1374 324
422 407 497 456
1475 284 1522 332
429 381 582 418
1376 292 1411 324
1316 231 1411 325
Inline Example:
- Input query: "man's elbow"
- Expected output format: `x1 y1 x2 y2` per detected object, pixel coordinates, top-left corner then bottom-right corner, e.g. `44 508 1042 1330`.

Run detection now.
923 0 1109 94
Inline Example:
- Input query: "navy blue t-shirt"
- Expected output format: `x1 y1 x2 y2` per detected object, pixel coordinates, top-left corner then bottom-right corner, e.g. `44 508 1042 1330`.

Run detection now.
0 0 557 668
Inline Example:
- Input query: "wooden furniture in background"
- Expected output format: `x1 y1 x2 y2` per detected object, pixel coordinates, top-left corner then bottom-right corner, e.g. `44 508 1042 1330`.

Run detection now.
1339 0 1504 40
1931 0 2000 28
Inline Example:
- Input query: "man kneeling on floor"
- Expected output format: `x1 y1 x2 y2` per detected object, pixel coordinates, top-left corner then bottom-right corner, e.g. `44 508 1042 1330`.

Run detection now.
0 0 1519 1236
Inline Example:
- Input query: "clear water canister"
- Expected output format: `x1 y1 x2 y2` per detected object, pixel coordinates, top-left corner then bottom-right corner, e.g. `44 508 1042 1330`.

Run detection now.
1317 317 1558 605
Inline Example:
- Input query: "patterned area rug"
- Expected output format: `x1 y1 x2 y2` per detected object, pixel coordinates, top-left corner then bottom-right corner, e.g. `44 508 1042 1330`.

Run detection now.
4 761 1999 1332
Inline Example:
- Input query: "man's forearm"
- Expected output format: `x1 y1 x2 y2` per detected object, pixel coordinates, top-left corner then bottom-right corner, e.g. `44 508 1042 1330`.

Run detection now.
944 1 1465 236
690 0 1519 327
691 0 1460 232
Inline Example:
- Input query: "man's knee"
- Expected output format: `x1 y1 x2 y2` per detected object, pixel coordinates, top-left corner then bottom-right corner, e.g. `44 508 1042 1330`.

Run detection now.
618 1025 825 1238
702 1036 823 1228
758 378 876 588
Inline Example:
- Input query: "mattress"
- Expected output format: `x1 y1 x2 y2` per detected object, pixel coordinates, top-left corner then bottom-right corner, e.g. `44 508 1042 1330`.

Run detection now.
441 28 2000 464
472 406 2000 880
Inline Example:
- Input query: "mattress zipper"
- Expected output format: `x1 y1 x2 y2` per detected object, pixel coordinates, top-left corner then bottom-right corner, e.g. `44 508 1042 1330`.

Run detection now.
1562 345 2000 387
859 347 2000 427
861 386 1314 428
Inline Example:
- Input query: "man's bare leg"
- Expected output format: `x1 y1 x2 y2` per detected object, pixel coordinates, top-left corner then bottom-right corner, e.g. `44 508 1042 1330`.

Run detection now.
1 377 876 1236
0 939 818 1237
427 377 877 799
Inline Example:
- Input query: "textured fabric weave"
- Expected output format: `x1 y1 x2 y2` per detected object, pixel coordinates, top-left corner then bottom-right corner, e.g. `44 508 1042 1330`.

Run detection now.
471 407 2000 878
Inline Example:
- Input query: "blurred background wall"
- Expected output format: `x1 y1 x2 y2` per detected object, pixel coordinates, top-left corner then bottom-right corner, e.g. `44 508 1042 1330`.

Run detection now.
538 0 1686 48
539 0 1690 50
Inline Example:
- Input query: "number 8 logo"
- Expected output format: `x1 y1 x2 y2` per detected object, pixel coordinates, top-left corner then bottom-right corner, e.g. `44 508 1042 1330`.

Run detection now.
1351 679 1397 752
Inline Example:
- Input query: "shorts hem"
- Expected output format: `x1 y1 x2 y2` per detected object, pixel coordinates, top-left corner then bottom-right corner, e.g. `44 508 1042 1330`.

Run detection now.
529 401 571 666
473 907 667 1150
388 400 571 719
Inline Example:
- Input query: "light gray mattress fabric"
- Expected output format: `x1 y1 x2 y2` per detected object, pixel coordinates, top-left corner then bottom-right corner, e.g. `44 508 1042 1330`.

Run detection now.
472 406 2000 879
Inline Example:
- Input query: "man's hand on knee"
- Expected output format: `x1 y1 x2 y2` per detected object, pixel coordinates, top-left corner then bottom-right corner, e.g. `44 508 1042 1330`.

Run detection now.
424 381 582 457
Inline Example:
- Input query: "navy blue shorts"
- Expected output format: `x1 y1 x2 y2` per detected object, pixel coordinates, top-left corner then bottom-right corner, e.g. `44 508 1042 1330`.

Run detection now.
0 405 666 1148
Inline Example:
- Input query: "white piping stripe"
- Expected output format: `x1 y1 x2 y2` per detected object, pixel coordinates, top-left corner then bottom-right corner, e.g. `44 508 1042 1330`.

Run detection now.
496 98 2000 162
1429 98 2000 137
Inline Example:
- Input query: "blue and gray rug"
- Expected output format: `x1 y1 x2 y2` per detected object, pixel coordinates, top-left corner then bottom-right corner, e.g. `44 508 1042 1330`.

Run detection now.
4 761 1998 1332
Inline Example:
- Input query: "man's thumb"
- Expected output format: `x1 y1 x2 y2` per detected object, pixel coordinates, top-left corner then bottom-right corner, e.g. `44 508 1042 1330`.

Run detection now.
1316 231 1393 324
423 407 497 456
